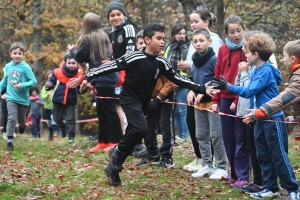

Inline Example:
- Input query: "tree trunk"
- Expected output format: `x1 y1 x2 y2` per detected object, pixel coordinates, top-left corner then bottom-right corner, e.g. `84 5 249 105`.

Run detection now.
216 0 225 39
32 0 43 90
178 0 197 25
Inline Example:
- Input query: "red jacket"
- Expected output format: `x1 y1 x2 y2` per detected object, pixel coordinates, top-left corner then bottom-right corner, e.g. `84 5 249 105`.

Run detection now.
212 44 247 105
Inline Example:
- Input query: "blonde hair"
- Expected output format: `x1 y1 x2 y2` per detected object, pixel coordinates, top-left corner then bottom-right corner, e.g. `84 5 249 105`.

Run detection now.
75 12 110 62
244 33 275 61
10 42 26 52
283 40 300 58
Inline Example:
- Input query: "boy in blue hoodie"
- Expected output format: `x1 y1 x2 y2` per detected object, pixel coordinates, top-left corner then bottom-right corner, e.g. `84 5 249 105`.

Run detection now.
0 42 37 150
214 33 299 199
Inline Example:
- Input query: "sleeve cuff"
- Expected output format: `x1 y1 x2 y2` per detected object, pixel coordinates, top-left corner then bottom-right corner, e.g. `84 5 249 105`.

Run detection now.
158 93 167 101
199 85 206 94
255 109 266 119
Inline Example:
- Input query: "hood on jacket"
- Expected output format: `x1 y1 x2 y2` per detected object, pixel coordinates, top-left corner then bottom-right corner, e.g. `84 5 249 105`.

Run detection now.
266 62 282 86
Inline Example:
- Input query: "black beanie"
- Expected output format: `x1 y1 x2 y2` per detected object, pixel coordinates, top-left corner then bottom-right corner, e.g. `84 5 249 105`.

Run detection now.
106 0 126 19
64 53 72 61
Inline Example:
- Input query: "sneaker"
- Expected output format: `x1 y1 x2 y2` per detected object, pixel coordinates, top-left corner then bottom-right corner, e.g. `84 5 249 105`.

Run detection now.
192 165 214 178
209 168 228 180
3 132 7 140
223 175 235 183
157 156 174 168
188 159 203 172
288 190 300 200
132 148 149 159
109 146 125 172
182 158 199 171
136 154 160 166
240 183 263 194
7 142 14 151
230 180 249 189
89 134 98 142
89 142 110 153
18 126 25 134
60 128 66 138
104 143 118 153
104 164 121 186
68 138 74 143
250 188 278 199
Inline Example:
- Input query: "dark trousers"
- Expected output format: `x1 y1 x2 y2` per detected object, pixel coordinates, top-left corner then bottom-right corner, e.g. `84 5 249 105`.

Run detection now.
255 115 299 191
96 87 123 143
247 122 263 186
31 114 41 137
220 98 250 180
117 98 148 158
145 92 175 157
2 100 7 133
45 109 53 133
52 102 76 138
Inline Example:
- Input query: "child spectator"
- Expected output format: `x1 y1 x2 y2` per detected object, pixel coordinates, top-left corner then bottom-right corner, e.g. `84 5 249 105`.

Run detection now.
135 30 177 167
41 70 54 141
81 23 216 186
211 15 249 188
177 9 223 172
107 0 139 135
68 12 122 152
45 53 84 143
186 28 227 179
0 42 37 150
237 31 263 194
29 87 44 138
131 30 148 158
241 39 300 199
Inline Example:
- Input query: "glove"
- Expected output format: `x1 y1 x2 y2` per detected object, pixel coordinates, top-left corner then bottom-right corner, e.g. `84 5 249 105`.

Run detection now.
212 78 220 89
219 75 231 90
177 40 186 47
148 97 161 113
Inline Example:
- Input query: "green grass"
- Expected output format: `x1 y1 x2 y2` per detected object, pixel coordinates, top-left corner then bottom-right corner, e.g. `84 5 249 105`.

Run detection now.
0 133 299 199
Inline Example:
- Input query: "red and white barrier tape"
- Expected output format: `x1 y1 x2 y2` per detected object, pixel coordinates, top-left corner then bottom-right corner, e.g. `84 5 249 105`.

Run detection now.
97 96 299 124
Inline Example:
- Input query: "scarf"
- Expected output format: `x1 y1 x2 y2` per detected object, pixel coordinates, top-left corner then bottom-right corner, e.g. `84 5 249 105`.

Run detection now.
30 95 39 101
62 64 79 77
192 47 215 67
225 37 243 50
225 37 243 66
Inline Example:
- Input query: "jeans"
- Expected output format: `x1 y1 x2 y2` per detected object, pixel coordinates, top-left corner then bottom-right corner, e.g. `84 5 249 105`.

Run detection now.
174 87 188 138
31 114 41 137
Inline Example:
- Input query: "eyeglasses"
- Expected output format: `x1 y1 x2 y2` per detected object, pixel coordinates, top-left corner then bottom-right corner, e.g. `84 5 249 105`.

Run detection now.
177 32 187 36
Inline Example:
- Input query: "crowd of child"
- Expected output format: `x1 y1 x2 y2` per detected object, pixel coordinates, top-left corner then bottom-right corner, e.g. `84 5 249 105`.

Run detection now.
0 0 299 199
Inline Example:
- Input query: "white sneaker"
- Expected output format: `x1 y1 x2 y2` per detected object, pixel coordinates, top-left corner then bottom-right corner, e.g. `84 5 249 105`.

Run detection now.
250 188 278 199
183 158 201 171
192 165 214 178
3 132 7 140
209 168 228 180
188 160 203 172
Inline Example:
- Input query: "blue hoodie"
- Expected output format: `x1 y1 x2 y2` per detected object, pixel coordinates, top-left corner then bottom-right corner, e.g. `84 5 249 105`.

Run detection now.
0 61 37 106
229 62 283 118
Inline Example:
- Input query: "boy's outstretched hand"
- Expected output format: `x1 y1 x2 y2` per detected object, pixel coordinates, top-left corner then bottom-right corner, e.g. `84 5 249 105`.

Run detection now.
67 78 80 88
205 81 219 97
79 80 88 93
243 109 254 124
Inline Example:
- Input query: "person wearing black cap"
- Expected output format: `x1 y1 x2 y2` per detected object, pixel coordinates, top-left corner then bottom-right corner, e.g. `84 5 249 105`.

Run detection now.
106 0 139 59
106 1 140 152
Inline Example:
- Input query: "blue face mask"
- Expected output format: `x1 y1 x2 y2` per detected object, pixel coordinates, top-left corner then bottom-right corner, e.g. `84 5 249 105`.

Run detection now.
225 37 243 50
